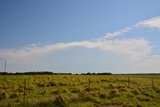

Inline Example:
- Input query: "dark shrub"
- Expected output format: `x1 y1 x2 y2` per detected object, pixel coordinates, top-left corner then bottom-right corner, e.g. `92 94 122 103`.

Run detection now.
84 87 99 92
36 83 45 87
58 83 67 86
0 92 6 100
99 93 107 99
108 89 119 98
108 84 115 89
51 90 59 95
46 82 56 87
71 88 80 93
53 95 68 107
10 93 18 99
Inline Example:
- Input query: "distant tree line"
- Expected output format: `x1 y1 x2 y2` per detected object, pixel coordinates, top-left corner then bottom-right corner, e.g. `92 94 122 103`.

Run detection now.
81 72 112 75
0 71 72 75
0 71 112 75
0 71 160 75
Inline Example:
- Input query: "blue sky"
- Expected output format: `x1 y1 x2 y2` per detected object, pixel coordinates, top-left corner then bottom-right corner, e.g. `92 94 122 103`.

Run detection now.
0 0 160 73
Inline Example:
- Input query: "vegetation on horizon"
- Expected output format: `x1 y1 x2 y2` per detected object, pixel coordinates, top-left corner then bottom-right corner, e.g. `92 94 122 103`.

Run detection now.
0 71 160 75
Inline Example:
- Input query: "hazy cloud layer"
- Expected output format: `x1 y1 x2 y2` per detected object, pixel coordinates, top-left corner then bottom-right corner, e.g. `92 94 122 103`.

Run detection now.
0 38 151 64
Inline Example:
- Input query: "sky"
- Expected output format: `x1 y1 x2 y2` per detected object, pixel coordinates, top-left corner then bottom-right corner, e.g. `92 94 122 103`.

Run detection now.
0 0 160 73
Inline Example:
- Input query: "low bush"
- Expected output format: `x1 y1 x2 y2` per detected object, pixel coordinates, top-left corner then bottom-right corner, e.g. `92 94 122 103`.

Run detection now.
46 82 56 87
108 84 115 89
0 92 7 101
10 93 18 99
51 90 59 95
53 95 69 107
108 89 119 98
131 89 140 95
99 93 107 99
136 95 151 101
71 88 80 93
36 83 46 87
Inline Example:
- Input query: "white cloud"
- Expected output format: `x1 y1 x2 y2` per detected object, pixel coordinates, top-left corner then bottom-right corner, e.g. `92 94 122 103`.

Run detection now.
102 27 131 39
137 16 160 29
0 38 151 64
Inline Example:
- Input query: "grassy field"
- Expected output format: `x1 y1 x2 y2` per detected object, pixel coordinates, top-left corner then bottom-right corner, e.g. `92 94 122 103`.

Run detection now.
0 74 160 107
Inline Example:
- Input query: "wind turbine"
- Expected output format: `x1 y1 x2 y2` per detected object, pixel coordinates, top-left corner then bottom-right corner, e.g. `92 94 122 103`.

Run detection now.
4 60 6 72
0 58 7 72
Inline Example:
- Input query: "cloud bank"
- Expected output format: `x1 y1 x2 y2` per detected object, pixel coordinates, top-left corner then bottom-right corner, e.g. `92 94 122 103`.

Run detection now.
0 38 151 64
